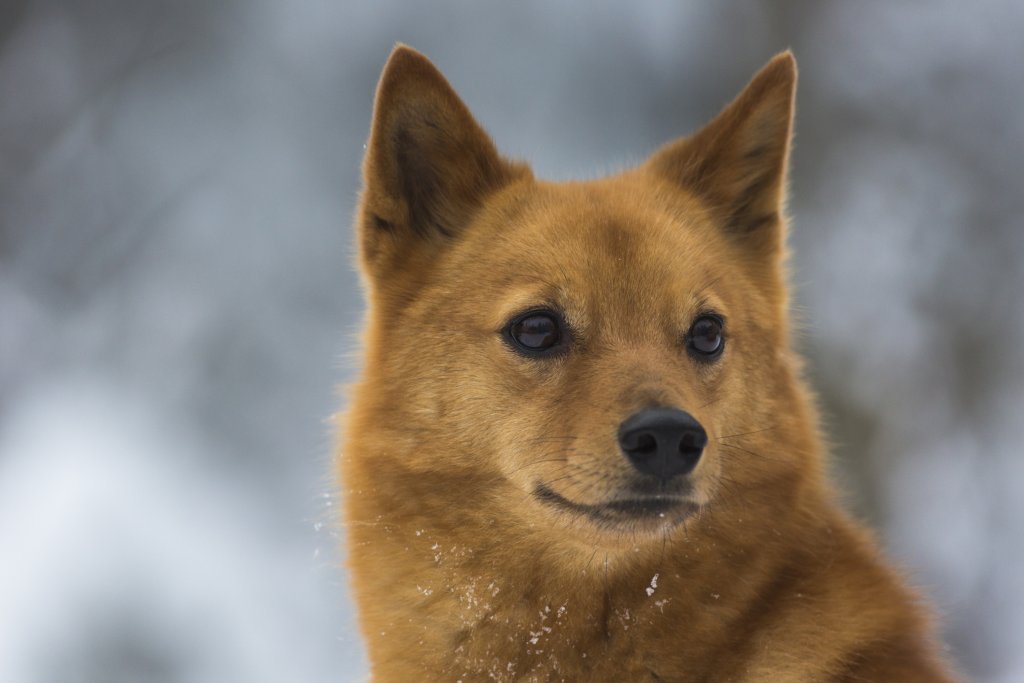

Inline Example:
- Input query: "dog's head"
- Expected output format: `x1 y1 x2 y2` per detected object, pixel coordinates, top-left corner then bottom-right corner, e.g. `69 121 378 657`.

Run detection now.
352 46 810 546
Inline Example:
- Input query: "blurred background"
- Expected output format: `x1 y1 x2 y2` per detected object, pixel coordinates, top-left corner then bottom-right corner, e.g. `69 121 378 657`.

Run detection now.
1 1 1021 681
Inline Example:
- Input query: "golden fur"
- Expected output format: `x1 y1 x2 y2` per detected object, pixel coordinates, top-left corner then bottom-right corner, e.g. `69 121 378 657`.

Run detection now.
338 45 958 682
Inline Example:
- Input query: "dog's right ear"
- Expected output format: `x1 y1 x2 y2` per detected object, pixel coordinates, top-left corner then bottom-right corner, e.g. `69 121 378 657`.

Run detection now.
358 45 528 276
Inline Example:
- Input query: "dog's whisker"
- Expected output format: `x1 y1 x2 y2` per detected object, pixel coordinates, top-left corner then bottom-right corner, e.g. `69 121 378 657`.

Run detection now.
716 441 782 462
522 435 579 444
716 425 779 440
507 457 569 476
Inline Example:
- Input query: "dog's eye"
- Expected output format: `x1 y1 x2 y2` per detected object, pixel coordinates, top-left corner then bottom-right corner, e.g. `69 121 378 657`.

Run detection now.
506 311 564 355
687 315 725 359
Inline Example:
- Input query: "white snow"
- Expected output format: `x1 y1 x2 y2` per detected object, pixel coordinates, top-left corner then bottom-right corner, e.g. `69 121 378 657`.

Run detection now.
645 573 660 597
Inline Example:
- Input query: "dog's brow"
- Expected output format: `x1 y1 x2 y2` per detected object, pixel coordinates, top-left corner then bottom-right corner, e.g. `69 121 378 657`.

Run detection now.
687 274 726 305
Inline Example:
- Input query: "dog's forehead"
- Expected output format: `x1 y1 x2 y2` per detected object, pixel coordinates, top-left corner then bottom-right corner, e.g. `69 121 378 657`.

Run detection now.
480 180 720 289
444 179 732 338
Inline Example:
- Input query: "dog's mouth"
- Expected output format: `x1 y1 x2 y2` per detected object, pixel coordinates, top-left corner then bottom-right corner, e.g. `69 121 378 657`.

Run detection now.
533 482 699 527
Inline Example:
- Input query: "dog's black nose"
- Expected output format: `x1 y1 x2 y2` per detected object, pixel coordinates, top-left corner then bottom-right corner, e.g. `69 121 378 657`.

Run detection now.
618 408 707 479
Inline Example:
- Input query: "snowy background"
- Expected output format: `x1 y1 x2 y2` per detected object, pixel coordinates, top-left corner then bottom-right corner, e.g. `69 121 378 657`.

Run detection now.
1 1 1022 681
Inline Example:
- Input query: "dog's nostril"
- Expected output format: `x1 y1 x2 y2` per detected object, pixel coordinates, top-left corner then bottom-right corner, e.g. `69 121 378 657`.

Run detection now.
621 430 657 455
679 431 707 453
632 433 657 456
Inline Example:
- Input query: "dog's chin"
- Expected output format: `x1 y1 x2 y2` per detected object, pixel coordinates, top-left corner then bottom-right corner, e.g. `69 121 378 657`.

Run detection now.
532 482 699 535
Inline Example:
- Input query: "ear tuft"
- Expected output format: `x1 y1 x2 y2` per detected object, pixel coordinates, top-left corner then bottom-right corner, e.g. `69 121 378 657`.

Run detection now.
648 51 797 248
358 45 528 272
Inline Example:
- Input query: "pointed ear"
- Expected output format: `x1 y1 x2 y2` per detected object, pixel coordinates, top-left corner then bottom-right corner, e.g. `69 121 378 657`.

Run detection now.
647 52 796 252
358 45 528 273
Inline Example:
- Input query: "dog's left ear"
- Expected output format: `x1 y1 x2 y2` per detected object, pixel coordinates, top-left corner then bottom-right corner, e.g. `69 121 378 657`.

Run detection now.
647 52 796 254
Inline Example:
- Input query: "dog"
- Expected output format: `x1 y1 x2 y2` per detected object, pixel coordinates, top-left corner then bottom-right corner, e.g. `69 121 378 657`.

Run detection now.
338 44 959 682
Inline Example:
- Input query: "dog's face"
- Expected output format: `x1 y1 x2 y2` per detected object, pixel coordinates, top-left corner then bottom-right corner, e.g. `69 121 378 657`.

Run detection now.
354 47 800 546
